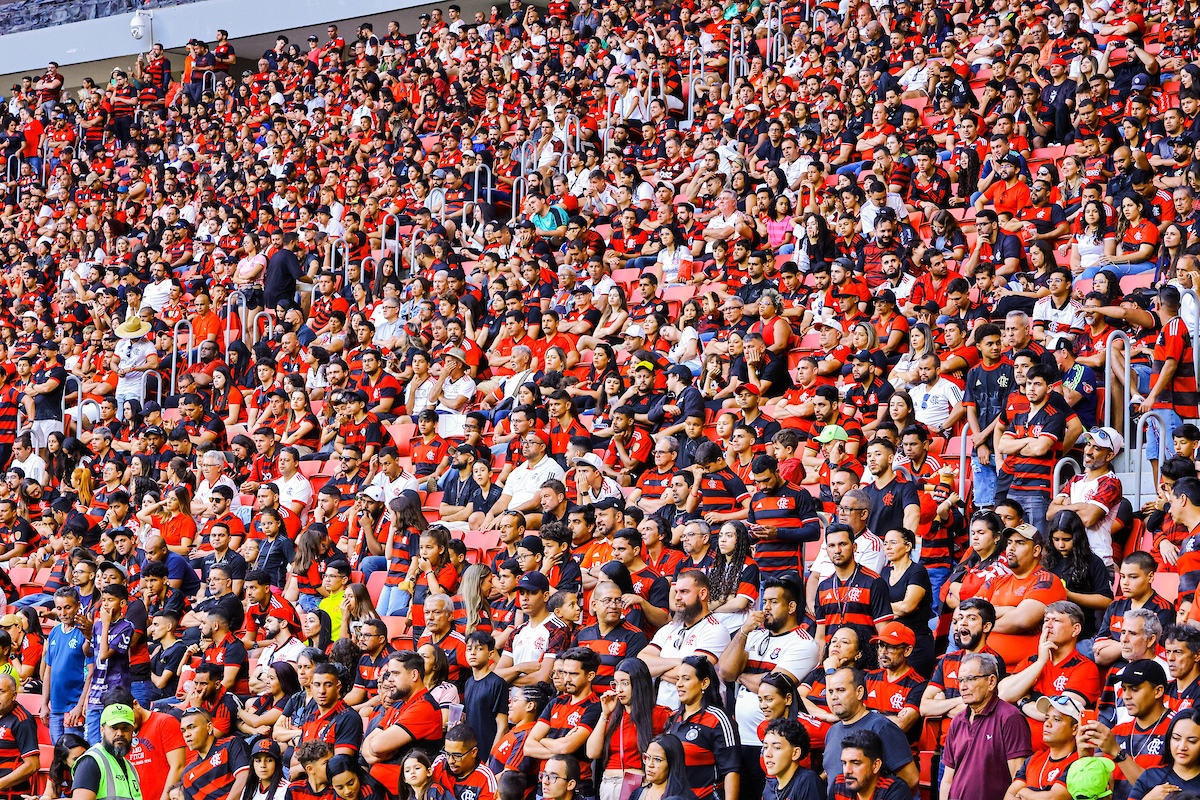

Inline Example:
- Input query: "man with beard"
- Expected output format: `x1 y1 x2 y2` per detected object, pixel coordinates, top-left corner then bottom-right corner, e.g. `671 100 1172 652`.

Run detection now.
524 647 603 793
299 663 363 756
362 651 445 794
832 729 912 800
71 701 139 800
863 623 927 734
822 669 918 793
862 439 920 542
433 724 499 800
1049 427 1124 570
719 574 820 800
572 581 649 690
102 687 186 800
639 570 731 710
921 598 1006 722
813 524 892 647
179 707 250 800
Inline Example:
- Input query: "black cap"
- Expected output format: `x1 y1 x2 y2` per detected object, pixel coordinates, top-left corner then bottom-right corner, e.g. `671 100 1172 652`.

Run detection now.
666 365 693 383
252 739 282 759
1115 659 1169 688
592 496 626 512
516 571 550 592
851 350 874 363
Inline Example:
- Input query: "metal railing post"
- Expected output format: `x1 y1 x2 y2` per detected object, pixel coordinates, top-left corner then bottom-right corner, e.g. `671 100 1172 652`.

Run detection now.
250 310 274 347
379 212 400 255
1103 330 1132 449
170 320 194 396
687 75 708 128
728 26 748 87
6 155 19 181
202 72 217 95
226 290 246 350
1184 289 1200 382
1052 457 1082 497
1133 410 1170 510
602 93 619 151
510 176 529 223
646 68 667 102
564 114 582 153
61 374 83 435
472 163 494 206
515 141 534 176
429 187 447 224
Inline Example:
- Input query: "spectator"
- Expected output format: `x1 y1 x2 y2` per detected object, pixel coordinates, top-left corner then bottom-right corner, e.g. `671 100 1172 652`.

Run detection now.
821 667 918 793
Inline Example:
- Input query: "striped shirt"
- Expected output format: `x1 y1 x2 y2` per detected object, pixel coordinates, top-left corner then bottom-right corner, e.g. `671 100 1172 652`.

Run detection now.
815 566 894 635
572 621 649 689
1153 316 1199 418
181 737 250 800
748 481 821 576
666 705 741 799
1001 401 1066 499
865 666 927 718
0 704 37 798
697 467 750 514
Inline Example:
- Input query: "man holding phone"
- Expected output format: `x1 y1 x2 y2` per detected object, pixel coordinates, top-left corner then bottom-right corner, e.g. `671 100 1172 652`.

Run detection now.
1080 660 1173 789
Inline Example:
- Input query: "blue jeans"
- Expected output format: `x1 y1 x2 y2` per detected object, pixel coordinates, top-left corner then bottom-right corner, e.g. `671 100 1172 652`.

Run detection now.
131 681 157 709
971 452 997 508
836 162 866 177
928 567 951 617
378 585 411 616
14 593 52 608
49 712 84 745
1133 364 1152 395
1080 261 1155 279
1077 637 1096 661
1010 490 1050 534
360 556 387 585
296 594 320 613
86 706 101 745
1147 408 1185 462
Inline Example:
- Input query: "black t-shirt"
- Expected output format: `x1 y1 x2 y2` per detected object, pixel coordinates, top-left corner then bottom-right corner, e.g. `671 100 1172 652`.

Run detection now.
150 640 188 700
195 592 246 633
881 560 934 637
32 364 67 420
764 770 825 800
464 671 508 755
1047 553 1113 639
861 477 919 539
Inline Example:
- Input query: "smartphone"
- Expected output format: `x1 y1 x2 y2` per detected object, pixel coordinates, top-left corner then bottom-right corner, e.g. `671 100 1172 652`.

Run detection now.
1080 709 1098 727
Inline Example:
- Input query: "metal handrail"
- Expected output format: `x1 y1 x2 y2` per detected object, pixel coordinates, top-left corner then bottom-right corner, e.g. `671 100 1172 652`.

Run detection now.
515 141 535 176
472 163 495 206
429 187 447 224
765 3 787 64
728 25 749 87
225 289 246 351
361 256 380 294
602 92 620 151
61 374 83 436
1133 410 1171 509
686 74 708 128
510 176 529 223
1184 289 1200 382
1051 456 1082 497
563 113 583 153
335 239 351 287
728 53 752 87
202 71 217 94
250 310 274 347
646 67 668 102
1103 330 1132 458
6 154 20 182
169 320 194 396
684 50 702 90
379 212 401 256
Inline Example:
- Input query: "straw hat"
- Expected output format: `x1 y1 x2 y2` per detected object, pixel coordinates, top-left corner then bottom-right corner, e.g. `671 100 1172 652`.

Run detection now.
114 316 152 339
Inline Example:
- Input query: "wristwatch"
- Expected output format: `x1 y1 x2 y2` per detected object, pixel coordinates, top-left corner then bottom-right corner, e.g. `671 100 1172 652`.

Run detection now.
1114 749 1130 763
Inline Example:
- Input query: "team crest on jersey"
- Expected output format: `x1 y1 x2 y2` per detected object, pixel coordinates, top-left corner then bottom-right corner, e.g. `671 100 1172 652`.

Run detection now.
608 642 622 655
891 693 904 711
685 728 698 741
567 711 581 726
462 790 478 800
1053 675 1067 692
771 649 781 659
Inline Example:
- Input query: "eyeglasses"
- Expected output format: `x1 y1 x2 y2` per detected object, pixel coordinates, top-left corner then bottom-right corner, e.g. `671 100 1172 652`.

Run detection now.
597 597 623 606
540 773 567 783
957 673 991 683
442 747 476 761
837 505 867 513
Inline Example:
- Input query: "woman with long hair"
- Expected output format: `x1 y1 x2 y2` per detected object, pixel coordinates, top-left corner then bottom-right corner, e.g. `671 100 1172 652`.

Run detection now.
286 528 328 613
406 526 458 640
419 642 460 724
327 754 393 800
338 584 381 640
300 610 333 651
921 210 968 263
1157 222 1190 283
1089 194 1158 278
135 486 196 556
588 658 670 798
798 623 878 723
880 390 917 433
281 389 321 455
1070 200 1116 277
237 661 301 737
951 147 981 206
627 734 699 800
666 656 739 800
881 528 935 677
889 325 936 389
566 343 617 411
1128 708 1200 799
653 225 695 285
707 521 759 636
945 510 1012 610
1043 510 1114 648
580 285 631 349
453 563 495 636
796 212 837 273
210 366 246 426
378 491 431 617
37 732 88 800
239 739 288 800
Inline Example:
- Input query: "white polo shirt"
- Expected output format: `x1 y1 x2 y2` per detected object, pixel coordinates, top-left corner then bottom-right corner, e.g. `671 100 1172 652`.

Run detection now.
735 627 821 745
648 614 731 710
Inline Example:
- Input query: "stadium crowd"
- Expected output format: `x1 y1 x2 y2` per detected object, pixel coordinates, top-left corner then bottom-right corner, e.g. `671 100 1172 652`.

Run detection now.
6 3 1200 800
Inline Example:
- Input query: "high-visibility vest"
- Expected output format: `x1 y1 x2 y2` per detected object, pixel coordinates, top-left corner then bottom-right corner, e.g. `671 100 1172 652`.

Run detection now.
74 743 143 800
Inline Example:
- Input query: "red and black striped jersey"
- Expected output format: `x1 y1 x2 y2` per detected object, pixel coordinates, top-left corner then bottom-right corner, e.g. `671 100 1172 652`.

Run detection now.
815 566 894 635
489 720 538 782
665 705 740 799
1111 709 1174 779
635 468 674 504
537 692 603 781
181 736 250 800
1153 316 1199 417
0 704 38 796
1015 749 1080 792
927 646 1006 699
432 754 498 800
285 779 334 800
353 649 392 699
1097 595 1175 643
0 385 21 444
748 481 821 576
490 596 519 633
697 467 750 514
1169 679 1200 711
368 688 445 793
1000 401 1066 498
832 775 915 800
572 621 650 689
300 701 363 753
411 434 451 478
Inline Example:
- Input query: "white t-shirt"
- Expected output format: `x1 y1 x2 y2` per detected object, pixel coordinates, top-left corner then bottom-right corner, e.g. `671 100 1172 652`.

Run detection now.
911 377 963 430
277 472 313 518
196 476 241 510
504 456 566 509
506 614 569 665
12 453 46 485
372 470 420 505
649 614 732 709
436 374 478 413
735 627 821 744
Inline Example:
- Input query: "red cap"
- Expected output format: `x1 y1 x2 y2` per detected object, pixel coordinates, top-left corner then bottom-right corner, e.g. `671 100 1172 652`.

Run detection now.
735 384 761 396
871 621 917 647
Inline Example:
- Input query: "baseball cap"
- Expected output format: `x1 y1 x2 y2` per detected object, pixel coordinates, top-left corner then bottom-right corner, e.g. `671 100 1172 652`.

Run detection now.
815 425 849 444
1114 658 1169 688
517 571 551 592
1131 73 1151 90
0 614 26 631
1050 57 1070 67
1035 694 1084 721
1005 523 1045 545
735 384 761 396
813 317 844 333
667 365 693 383
574 453 604 471
253 739 283 760
623 324 646 339
871 621 917 647
100 704 136 728
851 350 874 363
1066 757 1115 800
1082 426 1124 455
358 485 385 502
591 496 625 512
